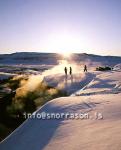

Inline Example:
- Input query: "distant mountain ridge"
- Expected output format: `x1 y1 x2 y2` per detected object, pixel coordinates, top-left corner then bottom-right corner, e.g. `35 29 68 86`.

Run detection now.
0 52 121 66
0 52 61 65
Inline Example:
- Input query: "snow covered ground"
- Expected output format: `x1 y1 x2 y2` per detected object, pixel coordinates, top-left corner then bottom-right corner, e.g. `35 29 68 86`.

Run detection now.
0 69 121 150
72 70 121 96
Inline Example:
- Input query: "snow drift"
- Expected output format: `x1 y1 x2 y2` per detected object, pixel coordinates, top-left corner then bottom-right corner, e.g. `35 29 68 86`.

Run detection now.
0 69 121 150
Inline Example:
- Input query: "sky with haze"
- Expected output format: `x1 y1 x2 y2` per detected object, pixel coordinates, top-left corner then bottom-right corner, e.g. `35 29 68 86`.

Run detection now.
0 0 121 56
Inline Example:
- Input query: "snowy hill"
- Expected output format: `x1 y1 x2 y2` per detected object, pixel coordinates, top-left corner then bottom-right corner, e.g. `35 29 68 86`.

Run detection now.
73 71 121 96
113 63 121 70
0 52 121 66
0 70 121 150
69 53 121 67
0 53 61 65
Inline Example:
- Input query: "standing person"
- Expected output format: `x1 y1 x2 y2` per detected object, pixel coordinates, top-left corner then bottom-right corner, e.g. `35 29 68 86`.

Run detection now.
84 65 87 72
64 67 68 85
64 67 67 75
70 66 73 84
69 66 72 75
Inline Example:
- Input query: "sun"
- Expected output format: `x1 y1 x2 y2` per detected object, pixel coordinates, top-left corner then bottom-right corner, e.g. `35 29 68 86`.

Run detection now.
47 31 82 55
62 52 72 58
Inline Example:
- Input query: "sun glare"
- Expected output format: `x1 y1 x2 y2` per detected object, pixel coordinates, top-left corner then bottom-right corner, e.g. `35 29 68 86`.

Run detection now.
47 31 83 55
61 52 72 58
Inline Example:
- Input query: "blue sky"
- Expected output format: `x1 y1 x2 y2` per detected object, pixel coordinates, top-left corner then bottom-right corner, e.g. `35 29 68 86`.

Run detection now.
0 0 121 56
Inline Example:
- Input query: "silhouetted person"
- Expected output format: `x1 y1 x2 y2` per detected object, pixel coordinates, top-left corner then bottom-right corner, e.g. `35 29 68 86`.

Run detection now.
64 67 68 87
84 65 87 72
69 66 72 75
69 66 73 84
64 67 67 75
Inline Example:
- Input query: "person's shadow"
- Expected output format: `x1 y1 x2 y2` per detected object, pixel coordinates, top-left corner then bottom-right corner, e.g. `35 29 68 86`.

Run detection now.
65 74 68 87
70 74 73 84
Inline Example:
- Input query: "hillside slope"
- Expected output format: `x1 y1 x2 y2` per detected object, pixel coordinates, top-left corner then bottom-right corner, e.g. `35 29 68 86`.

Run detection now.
0 70 121 150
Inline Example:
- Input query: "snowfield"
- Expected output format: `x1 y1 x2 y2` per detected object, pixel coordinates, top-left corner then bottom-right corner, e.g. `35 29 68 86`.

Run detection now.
0 70 121 150
72 71 121 96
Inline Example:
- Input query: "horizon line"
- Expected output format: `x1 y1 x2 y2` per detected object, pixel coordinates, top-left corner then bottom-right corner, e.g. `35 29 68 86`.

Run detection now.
0 51 121 57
